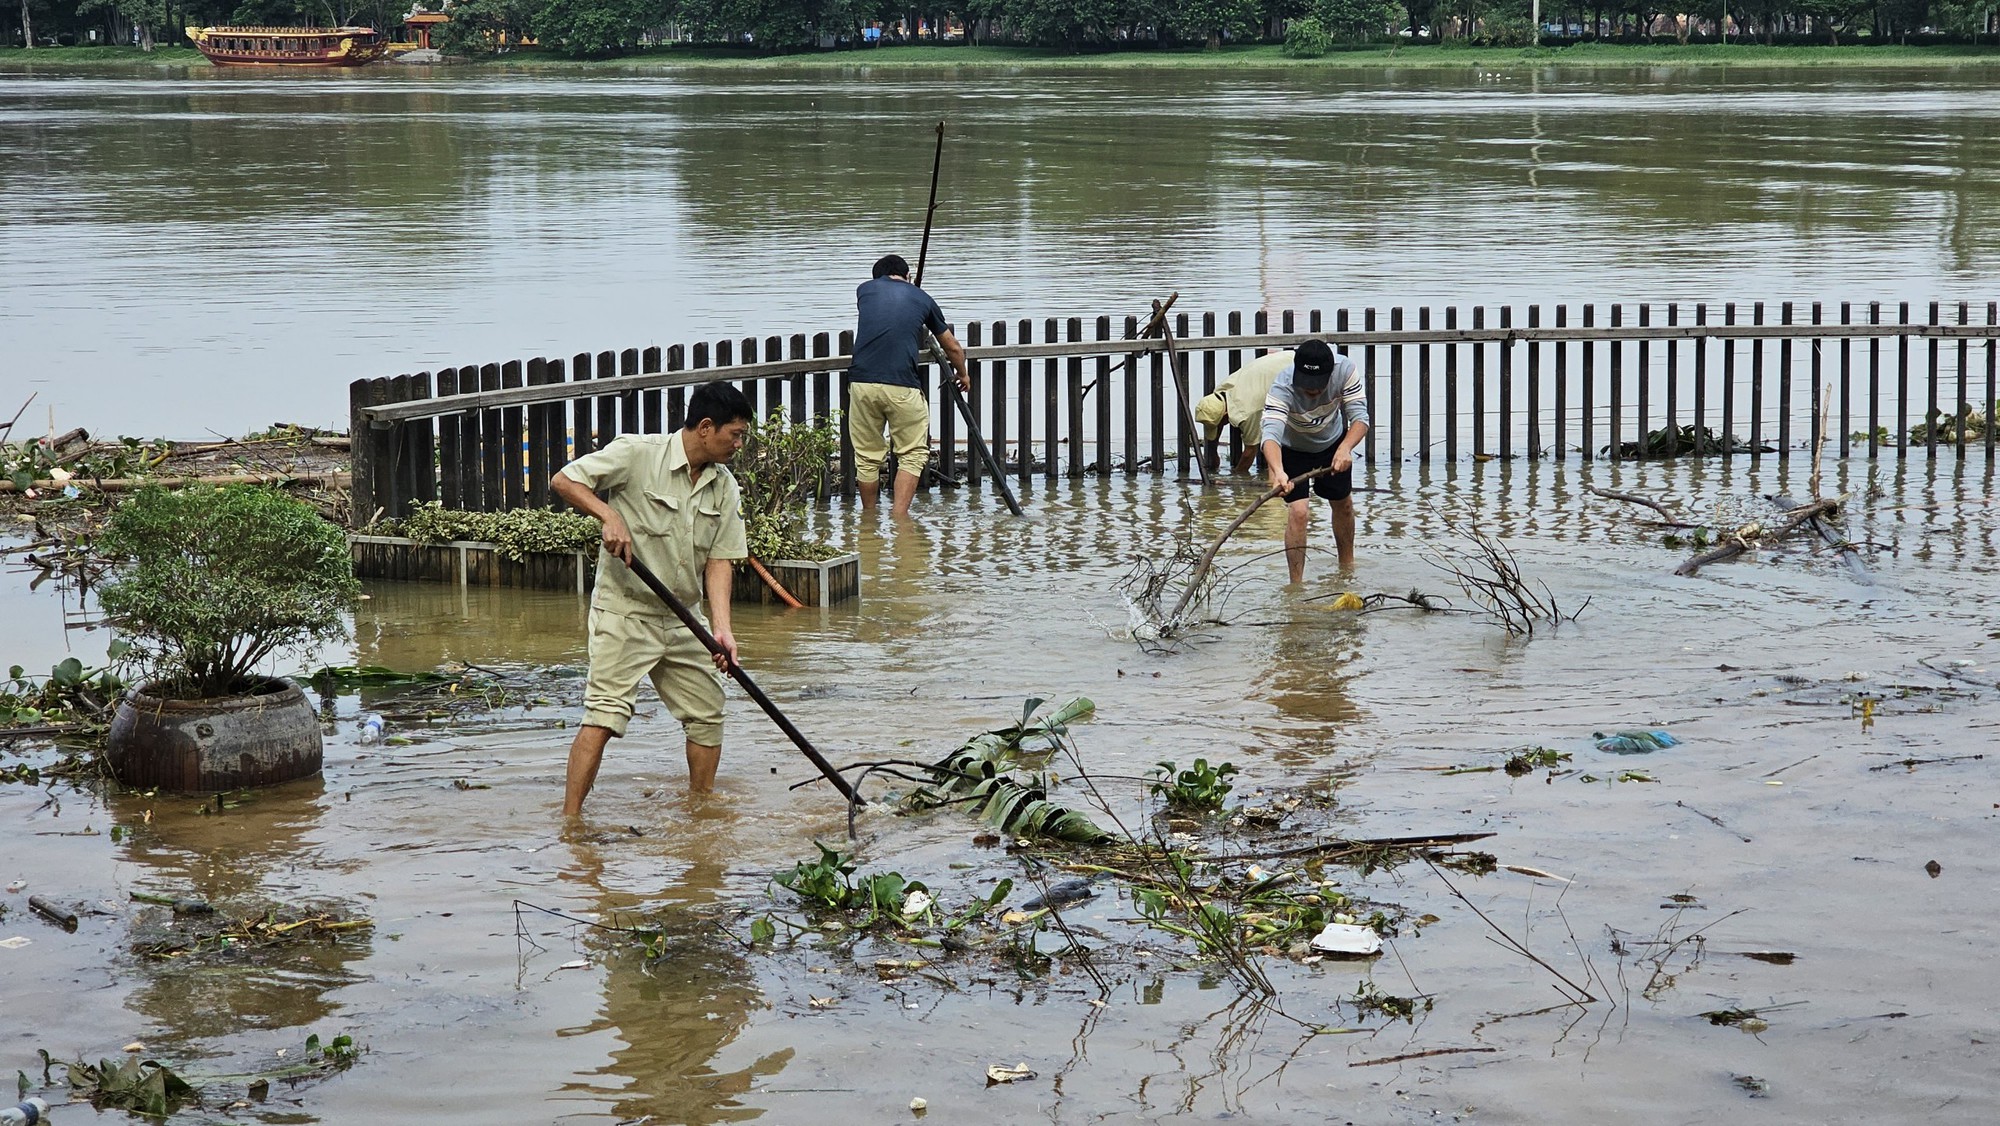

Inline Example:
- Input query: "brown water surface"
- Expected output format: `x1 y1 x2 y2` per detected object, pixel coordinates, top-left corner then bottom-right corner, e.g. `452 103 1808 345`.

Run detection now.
2 65 1998 437
3 457 1996 1122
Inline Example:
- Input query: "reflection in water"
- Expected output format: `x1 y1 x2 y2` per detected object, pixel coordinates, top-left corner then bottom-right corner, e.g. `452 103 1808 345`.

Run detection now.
352 581 590 669
109 776 371 1047
3 69 1998 436
1251 602 1363 770
555 809 785 1124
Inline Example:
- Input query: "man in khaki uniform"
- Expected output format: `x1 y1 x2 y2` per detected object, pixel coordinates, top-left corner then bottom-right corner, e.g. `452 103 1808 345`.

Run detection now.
1195 349 1290 475
551 381 753 815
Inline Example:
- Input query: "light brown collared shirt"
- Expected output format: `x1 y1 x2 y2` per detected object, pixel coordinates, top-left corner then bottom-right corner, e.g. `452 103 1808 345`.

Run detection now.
559 431 748 620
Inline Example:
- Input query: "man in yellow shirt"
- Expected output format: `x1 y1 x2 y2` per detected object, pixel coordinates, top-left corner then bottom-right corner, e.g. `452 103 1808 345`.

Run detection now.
551 381 752 815
1194 350 1289 474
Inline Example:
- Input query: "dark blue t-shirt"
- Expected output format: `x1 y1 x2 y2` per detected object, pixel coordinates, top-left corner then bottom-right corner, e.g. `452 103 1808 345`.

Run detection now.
851 276 948 389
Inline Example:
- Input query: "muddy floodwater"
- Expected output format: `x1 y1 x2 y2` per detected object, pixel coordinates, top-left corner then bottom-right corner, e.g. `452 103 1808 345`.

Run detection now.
5 65 2000 437
3 456 1997 1124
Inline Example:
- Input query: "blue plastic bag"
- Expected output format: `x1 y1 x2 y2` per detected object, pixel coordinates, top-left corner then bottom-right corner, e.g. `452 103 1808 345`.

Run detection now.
1594 729 1679 755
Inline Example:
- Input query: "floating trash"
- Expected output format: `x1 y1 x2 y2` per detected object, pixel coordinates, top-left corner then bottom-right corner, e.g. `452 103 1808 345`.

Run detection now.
1307 922 1382 956
986 1062 1036 1085
1594 729 1680 755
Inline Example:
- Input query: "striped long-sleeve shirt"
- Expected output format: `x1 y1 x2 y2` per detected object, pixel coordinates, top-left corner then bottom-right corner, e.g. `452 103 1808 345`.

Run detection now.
1260 352 1369 453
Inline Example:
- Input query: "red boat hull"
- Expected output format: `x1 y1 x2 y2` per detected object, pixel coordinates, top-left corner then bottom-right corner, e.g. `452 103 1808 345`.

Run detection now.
185 26 388 67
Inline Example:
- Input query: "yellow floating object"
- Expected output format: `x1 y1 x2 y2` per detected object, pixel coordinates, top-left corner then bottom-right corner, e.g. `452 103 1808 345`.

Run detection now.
1331 592 1365 611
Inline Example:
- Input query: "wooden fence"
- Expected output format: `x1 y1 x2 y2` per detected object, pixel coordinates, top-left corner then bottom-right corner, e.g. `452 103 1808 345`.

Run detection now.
349 300 2000 524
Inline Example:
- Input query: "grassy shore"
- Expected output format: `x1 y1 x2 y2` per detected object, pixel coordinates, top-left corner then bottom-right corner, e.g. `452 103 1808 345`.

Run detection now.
4 40 1997 72
0 44 205 66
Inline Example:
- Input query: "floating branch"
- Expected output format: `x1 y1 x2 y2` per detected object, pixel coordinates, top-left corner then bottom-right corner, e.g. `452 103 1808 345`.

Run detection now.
1118 468 1340 647
1587 484 1686 524
1674 495 1848 577
1421 507 1586 637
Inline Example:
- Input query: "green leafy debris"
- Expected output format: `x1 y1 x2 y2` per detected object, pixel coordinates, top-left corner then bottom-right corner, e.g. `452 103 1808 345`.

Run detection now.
907 698 1110 843
377 502 601 560
41 1050 196 1117
1504 747 1571 775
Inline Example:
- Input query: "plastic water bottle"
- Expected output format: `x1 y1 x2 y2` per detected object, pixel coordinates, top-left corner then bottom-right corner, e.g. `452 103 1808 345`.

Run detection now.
357 714 384 745
0 1098 50 1126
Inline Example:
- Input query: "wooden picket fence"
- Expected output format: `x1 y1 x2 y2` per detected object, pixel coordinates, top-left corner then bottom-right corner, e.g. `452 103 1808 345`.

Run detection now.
348 300 2000 524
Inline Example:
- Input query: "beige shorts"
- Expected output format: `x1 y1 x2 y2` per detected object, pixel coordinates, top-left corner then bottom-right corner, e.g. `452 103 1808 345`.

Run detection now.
582 607 724 746
848 382 930 483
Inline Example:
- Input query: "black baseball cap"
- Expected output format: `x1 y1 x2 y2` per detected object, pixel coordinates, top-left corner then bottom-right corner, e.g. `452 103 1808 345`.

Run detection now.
1294 339 1336 390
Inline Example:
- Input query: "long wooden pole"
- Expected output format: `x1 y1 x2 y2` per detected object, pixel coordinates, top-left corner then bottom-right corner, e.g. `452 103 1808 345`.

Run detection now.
623 557 862 805
1157 299 1210 486
915 121 944 287
913 121 1024 517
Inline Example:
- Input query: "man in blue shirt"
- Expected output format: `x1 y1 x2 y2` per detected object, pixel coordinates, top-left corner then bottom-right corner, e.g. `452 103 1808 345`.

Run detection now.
848 253 970 518
1260 339 1370 579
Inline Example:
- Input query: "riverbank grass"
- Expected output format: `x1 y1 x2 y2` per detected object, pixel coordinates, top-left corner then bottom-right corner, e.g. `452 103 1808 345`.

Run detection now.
0 45 205 65
452 41 2000 70
4 41 1997 71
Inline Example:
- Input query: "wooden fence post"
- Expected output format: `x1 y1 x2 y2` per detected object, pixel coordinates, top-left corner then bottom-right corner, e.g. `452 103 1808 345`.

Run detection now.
1607 304 1621 462
348 379 379 527
1472 306 1487 460
1389 307 1405 463
501 360 524 509
1664 304 1678 454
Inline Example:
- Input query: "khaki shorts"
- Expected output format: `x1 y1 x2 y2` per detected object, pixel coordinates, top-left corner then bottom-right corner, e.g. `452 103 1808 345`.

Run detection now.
848 382 930 483
582 607 724 746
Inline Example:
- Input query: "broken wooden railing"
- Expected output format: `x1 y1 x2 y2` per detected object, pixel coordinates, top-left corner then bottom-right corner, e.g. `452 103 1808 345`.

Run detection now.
349 300 2000 523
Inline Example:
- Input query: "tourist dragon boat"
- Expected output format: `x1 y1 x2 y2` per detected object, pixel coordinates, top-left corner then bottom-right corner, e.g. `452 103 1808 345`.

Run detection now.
183 25 388 66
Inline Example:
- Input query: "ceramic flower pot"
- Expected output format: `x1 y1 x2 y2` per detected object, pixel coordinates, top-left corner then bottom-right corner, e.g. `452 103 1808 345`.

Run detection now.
106 677 323 792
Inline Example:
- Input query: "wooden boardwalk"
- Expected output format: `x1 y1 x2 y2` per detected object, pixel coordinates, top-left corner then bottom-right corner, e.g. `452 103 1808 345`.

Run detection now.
349 301 2000 523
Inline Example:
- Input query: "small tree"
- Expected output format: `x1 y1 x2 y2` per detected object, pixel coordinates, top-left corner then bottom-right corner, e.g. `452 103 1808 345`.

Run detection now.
96 486 359 699
431 0 540 55
79 0 164 49
732 410 842 562
1283 13 1331 51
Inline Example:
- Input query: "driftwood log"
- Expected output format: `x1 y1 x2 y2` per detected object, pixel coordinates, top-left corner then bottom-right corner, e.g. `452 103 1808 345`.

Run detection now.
1770 493 1872 583
0 471 350 495
1674 495 1846 577
1587 484 1688 524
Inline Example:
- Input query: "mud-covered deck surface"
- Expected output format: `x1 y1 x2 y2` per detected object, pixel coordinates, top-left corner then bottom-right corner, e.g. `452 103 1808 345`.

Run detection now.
2 456 1996 1124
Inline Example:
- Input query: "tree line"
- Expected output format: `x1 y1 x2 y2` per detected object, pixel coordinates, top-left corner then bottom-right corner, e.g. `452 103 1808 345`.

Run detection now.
10 0 1995 55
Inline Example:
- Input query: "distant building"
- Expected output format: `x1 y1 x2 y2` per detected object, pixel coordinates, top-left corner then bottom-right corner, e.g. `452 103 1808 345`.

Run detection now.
403 10 448 49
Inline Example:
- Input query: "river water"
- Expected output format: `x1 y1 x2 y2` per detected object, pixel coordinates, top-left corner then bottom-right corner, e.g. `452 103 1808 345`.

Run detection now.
2 62 1998 1125
1 64 1998 437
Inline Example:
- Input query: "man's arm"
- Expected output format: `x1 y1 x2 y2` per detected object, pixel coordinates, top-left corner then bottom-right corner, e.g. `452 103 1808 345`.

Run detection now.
935 328 970 393
1331 419 1369 474
1263 439 1289 496
703 557 737 671
552 472 632 563
1330 358 1371 474
1261 382 1293 495
1230 430 1259 475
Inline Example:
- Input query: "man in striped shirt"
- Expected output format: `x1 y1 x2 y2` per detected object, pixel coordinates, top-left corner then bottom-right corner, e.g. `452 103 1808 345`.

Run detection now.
1260 339 1370 580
